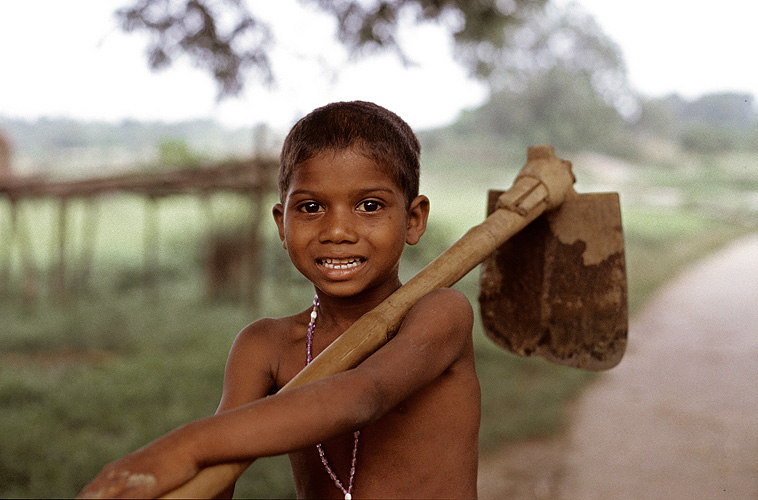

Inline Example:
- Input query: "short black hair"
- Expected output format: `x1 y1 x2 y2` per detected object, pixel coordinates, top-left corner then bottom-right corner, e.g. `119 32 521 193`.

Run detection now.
279 101 421 207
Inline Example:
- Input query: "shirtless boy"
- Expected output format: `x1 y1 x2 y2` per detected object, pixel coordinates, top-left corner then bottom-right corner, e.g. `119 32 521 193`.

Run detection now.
78 101 481 499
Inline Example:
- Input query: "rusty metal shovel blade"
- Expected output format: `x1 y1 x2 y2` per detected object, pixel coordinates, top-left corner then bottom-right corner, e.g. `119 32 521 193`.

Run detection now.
479 189 628 370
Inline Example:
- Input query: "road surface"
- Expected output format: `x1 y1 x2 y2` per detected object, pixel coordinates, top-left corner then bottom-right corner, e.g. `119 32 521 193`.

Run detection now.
479 233 758 500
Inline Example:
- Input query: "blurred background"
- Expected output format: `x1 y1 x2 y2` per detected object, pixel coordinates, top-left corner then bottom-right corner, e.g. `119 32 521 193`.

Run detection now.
1 0 756 497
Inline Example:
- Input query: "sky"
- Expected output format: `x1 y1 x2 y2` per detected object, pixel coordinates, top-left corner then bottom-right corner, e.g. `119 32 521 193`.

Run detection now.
0 0 756 131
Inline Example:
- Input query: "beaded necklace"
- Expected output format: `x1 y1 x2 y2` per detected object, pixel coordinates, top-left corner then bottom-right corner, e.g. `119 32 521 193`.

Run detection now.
306 294 360 500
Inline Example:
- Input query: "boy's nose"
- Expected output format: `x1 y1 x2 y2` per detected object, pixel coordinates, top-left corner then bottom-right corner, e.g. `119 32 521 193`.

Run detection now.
319 208 358 244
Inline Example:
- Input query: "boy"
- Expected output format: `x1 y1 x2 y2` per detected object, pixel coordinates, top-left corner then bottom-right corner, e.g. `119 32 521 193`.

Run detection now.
79 101 481 499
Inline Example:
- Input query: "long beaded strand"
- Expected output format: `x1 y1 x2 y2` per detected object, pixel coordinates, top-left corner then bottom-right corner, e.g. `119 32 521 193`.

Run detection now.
306 295 360 500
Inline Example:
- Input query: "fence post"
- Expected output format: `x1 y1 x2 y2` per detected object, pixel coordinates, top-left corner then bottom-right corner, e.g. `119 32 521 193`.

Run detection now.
144 195 160 302
56 197 69 304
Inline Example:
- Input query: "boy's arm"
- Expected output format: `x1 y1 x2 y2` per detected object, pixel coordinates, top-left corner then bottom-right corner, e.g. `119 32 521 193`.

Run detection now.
79 289 473 499
78 320 280 500
203 320 284 499
187 288 474 462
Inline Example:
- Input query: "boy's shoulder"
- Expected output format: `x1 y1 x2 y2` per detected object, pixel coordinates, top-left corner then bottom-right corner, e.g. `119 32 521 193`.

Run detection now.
221 312 310 400
405 287 473 334
234 313 306 352
417 287 471 310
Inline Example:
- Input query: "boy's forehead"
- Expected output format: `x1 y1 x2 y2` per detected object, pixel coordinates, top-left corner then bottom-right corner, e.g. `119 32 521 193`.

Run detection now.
291 148 398 187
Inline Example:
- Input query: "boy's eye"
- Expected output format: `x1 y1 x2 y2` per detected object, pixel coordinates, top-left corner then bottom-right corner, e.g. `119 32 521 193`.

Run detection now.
357 200 381 212
299 202 323 213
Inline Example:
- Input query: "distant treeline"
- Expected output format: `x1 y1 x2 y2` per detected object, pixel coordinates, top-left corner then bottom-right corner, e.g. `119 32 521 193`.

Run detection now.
636 92 758 154
1 90 755 173
0 118 265 162
447 74 757 158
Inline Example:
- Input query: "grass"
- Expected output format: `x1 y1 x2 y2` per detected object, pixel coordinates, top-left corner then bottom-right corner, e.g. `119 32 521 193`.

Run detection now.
0 291 296 498
622 206 753 313
1 147 756 498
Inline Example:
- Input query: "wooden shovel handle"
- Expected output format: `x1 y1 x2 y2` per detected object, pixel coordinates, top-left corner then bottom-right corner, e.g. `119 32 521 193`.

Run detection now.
159 145 574 499
283 145 574 390
283 181 549 388
161 462 249 499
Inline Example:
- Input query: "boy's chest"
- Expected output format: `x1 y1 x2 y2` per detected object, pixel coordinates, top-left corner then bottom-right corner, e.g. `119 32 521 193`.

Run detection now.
275 345 307 390
274 334 324 390
289 394 478 500
274 330 345 390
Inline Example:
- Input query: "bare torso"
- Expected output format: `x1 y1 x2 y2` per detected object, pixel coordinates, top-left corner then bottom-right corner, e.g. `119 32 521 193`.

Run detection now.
271 305 481 499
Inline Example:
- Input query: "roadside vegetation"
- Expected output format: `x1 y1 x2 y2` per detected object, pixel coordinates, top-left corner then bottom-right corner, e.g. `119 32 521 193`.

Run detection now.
2 85 757 497
3 0 756 494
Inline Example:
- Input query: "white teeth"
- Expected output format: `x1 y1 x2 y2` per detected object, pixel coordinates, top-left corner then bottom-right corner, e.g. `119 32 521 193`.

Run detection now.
321 258 361 270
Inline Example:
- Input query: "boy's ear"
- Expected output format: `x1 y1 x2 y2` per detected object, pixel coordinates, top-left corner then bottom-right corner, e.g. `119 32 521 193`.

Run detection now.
406 195 430 246
272 203 287 249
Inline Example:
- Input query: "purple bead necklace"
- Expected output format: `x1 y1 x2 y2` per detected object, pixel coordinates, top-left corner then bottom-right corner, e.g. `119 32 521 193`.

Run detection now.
306 294 360 500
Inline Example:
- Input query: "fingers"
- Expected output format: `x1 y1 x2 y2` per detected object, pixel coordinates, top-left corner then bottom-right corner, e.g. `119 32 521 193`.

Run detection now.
78 467 158 499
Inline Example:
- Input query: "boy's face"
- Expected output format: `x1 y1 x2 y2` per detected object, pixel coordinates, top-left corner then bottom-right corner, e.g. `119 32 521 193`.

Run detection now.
273 148 428 300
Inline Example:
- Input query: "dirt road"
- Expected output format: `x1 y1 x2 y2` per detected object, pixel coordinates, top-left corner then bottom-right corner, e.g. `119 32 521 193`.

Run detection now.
479 233 758 500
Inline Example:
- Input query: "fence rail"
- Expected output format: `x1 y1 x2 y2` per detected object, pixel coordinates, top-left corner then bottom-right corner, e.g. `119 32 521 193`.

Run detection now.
0 157 277 307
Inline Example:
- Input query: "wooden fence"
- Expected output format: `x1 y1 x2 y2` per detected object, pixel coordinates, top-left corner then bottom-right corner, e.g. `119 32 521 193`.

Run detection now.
0 157 277 307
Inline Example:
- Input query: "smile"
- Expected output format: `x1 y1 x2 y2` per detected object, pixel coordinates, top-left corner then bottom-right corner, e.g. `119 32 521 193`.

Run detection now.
319 257 365 270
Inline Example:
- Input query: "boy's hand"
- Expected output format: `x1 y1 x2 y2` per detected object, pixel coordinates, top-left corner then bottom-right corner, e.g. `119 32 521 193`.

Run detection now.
77 435 199 499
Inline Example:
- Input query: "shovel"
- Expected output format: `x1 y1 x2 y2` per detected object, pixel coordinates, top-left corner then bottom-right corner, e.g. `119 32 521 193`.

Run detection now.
480 180 627 370
161 145 628 498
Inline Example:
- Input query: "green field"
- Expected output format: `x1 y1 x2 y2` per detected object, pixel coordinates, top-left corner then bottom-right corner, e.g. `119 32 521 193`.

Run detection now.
1 148 755 498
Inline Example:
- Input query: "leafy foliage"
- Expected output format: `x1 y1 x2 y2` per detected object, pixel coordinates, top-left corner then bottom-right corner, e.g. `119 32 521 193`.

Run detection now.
455 3 628 100
415 2 640 157
305 0 546 60
451 67 634 155
118 0 274 97
115 0 550 97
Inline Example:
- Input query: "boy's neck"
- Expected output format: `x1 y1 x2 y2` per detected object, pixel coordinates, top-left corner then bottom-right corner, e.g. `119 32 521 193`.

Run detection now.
314 277 402 331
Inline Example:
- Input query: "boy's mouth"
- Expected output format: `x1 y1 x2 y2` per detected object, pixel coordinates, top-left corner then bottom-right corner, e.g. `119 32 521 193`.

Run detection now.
318 257 365 270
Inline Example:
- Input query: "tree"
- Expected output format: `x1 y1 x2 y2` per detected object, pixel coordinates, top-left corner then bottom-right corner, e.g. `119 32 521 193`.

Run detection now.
453 67 633 154
469 3 633 114
446 3 636 155
115 0 549 98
